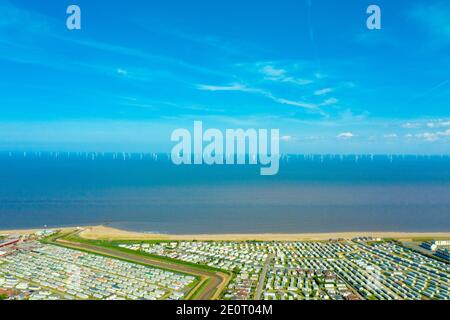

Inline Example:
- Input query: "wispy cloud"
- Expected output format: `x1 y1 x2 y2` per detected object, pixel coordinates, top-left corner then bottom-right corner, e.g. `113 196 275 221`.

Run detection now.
280 135 294 142
402 122 421 129
0 2 230 82
400 118 450 142
116 68 128 76
401 118 450 129
137 20 251 56
196 83 250 92
425 120 450 129
58 37 230 79
314 88 333 96
415 129 450 142
320 98 338 106
260 65 286 77
407 78 450 105
272 135 295 143
337 132 355 139
409 1 450 44
259 64 313 86
0 1 49 32
271 97 318 110
196 82 324 113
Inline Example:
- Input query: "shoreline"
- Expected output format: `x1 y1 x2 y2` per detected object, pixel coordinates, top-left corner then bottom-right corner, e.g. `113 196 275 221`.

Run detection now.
2 225 450 241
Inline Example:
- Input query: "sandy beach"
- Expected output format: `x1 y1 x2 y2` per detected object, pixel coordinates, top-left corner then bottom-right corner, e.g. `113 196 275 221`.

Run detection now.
3 225 450 241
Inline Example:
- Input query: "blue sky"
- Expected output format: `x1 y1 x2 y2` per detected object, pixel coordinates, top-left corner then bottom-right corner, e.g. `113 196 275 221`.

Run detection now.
0 0 449 153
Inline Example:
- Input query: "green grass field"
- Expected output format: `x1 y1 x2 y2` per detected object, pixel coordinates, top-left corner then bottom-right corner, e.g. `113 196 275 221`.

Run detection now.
59 234 230 275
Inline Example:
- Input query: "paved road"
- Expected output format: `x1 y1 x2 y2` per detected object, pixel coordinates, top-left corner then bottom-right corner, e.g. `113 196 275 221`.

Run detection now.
255 254 274 300
51 233 229 300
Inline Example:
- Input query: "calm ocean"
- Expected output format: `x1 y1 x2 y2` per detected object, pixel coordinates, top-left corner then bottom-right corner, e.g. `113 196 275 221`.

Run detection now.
1 152 449 233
